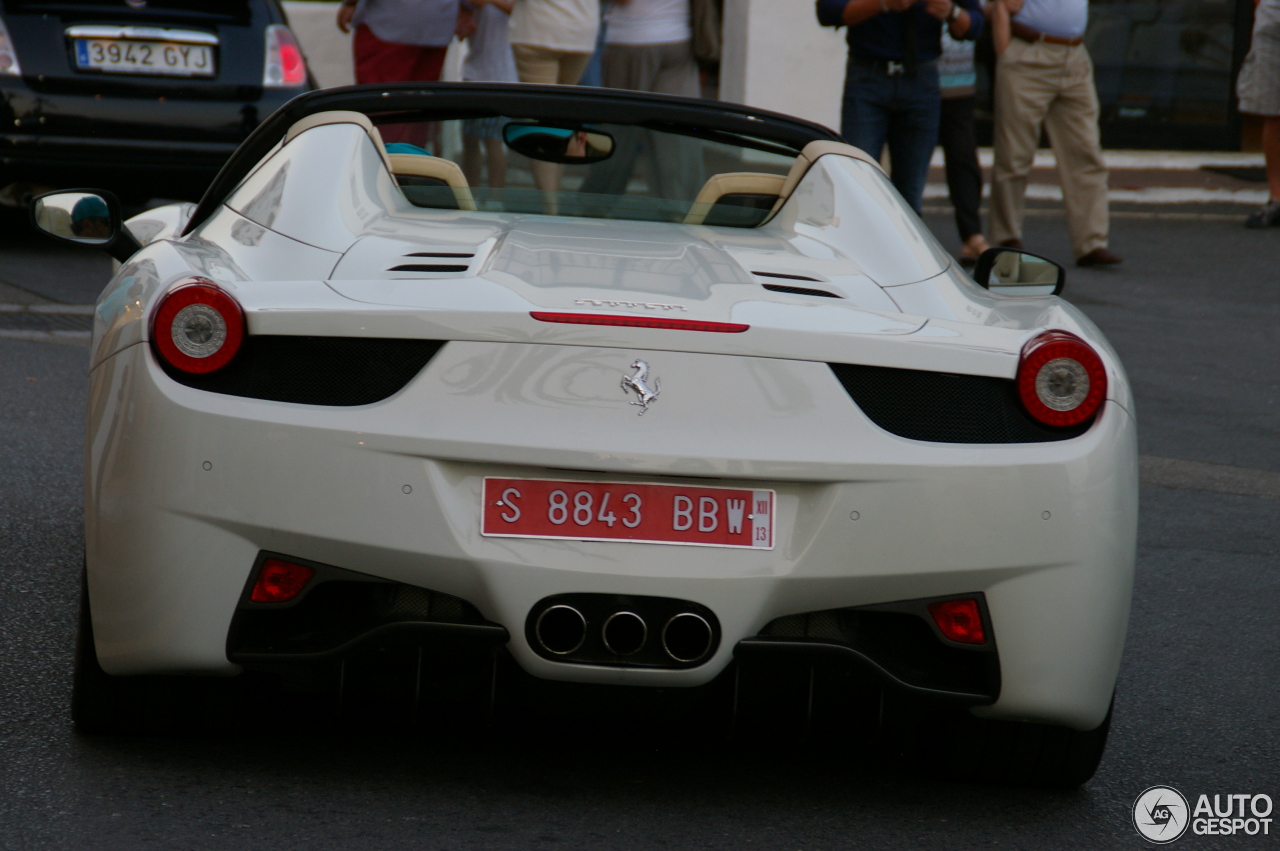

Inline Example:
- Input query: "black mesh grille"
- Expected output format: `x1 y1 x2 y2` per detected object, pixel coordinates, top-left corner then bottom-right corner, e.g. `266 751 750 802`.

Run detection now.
228 581 491 658
829 363 1091 444
161 337 445 406
759 607 999 698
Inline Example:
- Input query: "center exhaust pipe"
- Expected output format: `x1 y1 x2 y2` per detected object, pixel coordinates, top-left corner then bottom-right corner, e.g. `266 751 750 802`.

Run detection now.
662 612 713 663
534 604 586 655
602 611 647 656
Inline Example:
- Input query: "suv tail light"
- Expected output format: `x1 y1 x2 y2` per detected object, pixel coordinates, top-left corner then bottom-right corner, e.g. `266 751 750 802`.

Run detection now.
1016 330 1107 428
263 24 306 88
151 279 245 375
0 18 22 76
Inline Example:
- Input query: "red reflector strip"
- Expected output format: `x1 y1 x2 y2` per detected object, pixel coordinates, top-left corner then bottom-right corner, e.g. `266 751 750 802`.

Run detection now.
530 312 749 333
927 599 987 645
250 558 315 604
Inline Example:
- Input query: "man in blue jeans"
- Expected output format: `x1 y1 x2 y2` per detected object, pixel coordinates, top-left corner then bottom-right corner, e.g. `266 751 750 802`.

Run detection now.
817 0 983 214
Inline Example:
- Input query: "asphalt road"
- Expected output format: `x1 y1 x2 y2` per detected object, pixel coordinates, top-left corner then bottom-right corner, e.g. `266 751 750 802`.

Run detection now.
1 209 1277 850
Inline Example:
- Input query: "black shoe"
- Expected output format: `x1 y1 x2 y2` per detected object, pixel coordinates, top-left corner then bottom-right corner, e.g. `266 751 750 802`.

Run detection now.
1076 247 1124 268
997 238 1024 250
1245 200 1280 229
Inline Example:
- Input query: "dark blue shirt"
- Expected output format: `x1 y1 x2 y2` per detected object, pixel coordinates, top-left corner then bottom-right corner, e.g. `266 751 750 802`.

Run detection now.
815 0 984 62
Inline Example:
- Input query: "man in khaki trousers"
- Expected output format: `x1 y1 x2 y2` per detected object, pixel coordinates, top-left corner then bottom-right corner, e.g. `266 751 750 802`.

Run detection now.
986 0 1122 267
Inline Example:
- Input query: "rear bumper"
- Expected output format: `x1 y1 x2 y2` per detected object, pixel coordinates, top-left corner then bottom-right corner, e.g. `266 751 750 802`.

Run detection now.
85 340 1138 730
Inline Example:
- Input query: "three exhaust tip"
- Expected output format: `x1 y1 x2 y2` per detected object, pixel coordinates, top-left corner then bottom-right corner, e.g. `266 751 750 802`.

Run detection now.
534 605 713 664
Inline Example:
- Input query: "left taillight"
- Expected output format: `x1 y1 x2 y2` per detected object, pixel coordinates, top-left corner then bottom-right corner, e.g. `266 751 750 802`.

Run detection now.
263 24 307 88
1016 330 1107 428
0 17 22 76
151 279 245 375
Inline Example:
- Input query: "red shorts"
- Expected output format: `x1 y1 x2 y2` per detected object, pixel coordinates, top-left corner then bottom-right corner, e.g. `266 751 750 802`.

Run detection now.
353 25 448 85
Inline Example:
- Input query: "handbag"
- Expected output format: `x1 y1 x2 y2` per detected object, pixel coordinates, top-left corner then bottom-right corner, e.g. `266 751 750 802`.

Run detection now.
691 0 721 64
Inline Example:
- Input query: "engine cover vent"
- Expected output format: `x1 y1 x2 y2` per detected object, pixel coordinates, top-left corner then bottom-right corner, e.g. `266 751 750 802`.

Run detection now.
388 264 470 273
752 271 824 282
761 283 842 299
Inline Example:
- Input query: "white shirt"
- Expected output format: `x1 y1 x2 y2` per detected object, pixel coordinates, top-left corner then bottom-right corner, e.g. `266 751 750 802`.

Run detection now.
509 0 600 53
463 4 519 82
1013 0 1088 40
605 0 691 46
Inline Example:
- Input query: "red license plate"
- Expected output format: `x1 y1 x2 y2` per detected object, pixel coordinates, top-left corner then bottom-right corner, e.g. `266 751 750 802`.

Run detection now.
482 478 775 549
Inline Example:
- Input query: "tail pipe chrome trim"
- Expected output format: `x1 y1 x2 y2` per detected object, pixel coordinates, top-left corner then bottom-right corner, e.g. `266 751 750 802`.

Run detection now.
601 610 647 656
534 604 587 655
662 612 714 664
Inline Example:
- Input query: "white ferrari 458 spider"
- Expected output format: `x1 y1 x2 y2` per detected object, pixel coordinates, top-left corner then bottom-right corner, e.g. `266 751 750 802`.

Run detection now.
34 84 1136 786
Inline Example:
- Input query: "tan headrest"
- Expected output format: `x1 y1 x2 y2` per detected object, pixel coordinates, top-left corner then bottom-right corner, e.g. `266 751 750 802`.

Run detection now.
683 172 787 226
387 154 478 211
775 140 884 208
285 110 393 173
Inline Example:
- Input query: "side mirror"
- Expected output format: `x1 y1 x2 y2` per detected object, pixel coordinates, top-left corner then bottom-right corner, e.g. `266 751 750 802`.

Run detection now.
972 247 1065 297
30 189 143 263
502 123 615 165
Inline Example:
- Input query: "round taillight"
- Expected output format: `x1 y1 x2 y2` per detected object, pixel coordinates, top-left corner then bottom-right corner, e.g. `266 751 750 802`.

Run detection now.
1016 330 1107 428
151 280 245 374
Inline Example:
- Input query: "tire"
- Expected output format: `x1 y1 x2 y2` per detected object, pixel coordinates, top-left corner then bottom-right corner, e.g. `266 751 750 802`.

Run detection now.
72 568 240 735
72 570 143 734
945 701 1114 788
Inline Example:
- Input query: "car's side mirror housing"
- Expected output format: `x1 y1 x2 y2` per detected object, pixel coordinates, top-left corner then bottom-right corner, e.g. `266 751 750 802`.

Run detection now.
972 247 1065 297
30 189 143 263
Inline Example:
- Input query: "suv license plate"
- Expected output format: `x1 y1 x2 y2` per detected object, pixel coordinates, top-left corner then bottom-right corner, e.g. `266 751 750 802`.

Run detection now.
73 39 215 77
481 478 774 550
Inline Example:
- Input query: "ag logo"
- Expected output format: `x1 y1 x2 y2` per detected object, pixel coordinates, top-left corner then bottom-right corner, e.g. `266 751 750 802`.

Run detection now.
1133 786 1190 844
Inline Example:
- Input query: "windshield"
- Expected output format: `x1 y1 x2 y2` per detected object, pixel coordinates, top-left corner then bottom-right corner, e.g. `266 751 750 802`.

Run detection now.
368 116 798 228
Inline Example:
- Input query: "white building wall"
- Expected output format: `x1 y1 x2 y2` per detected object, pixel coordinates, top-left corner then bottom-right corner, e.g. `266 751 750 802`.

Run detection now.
720 0 849 135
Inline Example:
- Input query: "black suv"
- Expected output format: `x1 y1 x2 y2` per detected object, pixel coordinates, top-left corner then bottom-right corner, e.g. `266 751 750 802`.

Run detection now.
0 0 314 203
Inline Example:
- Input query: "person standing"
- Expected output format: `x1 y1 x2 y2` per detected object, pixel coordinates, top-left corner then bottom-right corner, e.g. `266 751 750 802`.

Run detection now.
337 0 475 85
508 0 600 203
816 0 984 215
461 0 519 190
1237 0 1280 228
986 0 1122 267
509 0 600 85
580 0 702 200
938 29 989 264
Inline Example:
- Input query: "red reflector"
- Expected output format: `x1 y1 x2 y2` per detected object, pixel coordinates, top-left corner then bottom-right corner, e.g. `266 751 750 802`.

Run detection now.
250 558 315 604
530 312 749 333
927 599 986 645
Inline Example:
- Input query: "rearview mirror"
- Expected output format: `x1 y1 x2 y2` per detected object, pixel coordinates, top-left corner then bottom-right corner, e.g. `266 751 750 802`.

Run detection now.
502 123 615 165
972 247 1064 297
30 189 142 262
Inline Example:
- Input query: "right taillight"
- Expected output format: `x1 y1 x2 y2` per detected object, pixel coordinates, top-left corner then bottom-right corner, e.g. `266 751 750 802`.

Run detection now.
151 279 245 375
1016 330 1107 428
0 17 22 76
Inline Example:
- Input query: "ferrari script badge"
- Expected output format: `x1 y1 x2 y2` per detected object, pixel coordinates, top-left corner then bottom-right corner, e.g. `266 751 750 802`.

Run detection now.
621 360 660 415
